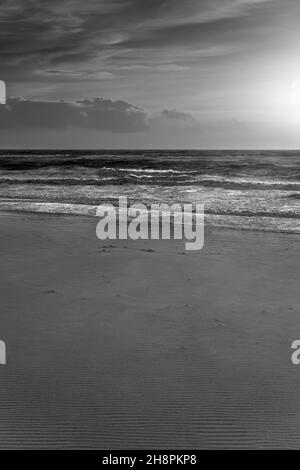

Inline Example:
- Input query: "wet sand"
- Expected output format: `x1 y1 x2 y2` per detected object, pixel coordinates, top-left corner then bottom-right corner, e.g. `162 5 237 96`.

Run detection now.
0 211 299 449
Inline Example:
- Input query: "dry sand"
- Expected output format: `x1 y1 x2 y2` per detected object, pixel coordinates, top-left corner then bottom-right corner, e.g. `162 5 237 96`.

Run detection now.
0 211 299 449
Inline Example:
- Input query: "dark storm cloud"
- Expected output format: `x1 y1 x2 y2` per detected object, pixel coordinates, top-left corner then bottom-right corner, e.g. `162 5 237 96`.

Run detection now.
0 97 147 132
0 0 274 82
154 109 199 128
0 97 197 133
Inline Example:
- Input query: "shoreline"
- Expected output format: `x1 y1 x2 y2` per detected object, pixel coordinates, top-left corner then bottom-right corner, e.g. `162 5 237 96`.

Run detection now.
1 208 300 236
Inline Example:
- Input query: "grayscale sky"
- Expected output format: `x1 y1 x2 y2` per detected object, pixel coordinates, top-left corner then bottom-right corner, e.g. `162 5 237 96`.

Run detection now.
1 0 300 148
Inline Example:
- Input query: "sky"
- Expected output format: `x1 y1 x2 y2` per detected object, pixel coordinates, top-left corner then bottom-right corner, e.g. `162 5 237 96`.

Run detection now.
1 0 300 148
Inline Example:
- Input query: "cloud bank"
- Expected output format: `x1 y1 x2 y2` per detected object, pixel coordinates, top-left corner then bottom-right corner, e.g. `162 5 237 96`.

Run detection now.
0 97 198 133
0 0 274 83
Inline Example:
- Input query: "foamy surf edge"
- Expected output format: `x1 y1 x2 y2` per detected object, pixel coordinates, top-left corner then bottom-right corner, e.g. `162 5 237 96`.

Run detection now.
0 201 300 234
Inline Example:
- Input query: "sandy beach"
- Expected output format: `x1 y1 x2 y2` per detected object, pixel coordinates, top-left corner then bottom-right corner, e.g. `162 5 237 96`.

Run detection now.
0 211 299 449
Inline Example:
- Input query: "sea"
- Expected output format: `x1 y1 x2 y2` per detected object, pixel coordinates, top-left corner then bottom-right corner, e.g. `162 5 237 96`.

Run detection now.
0 149 299 233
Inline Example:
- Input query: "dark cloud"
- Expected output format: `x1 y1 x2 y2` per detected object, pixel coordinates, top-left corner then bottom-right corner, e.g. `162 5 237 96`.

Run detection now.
0 96 197 133
160 109 197 121
77 98 148 132
0 0 276 83
154 109 199 129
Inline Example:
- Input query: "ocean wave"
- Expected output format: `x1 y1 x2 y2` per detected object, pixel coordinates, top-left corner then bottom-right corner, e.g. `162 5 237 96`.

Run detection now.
127 173 189 179
0 149 300 234
0 200 299 221
0 201 299 235
101 167 193 174
191 175 300 190
1 176 299 190
0 177 118 185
